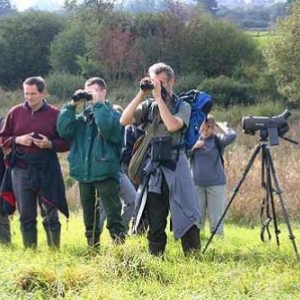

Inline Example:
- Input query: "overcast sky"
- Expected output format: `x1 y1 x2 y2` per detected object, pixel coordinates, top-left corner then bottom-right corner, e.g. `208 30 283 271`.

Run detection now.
11 0 65 11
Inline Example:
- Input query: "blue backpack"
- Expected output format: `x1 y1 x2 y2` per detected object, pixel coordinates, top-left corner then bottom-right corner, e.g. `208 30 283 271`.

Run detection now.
176 90 213 150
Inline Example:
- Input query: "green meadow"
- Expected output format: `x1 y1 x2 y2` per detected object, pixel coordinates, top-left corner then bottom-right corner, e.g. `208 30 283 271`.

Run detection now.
1 214 300 299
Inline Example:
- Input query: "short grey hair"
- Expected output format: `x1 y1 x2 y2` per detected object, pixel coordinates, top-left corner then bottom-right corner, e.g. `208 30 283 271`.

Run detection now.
148 62 175 81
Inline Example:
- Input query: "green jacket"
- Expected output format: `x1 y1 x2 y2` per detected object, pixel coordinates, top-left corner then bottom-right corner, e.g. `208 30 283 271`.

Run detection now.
57 101 123 183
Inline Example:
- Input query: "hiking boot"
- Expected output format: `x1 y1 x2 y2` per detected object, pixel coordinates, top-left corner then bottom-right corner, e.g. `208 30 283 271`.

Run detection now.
0 214 11 245
22 228 37 249
46 229 61 249
181 225 200 256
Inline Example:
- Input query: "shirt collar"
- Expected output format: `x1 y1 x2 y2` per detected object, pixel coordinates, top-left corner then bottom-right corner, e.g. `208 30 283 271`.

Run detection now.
23 99 49 112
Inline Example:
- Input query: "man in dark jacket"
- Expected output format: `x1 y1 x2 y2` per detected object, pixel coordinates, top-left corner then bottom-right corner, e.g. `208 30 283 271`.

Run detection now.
57 77 126 248
0 77 70 249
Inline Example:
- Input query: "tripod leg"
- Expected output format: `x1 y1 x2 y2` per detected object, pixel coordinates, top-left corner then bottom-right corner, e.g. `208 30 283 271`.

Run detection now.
259 147 272 243
266 161 281 246
203 143 262 254
265 147 299 260
260 145 284 247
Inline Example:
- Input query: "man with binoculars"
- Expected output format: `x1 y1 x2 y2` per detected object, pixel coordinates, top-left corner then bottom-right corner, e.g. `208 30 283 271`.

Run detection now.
57 77 126 248
120 62 200 256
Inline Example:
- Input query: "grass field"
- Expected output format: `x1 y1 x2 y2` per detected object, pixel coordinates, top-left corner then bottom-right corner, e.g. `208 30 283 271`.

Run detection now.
1 214 300 299
1 88 300 299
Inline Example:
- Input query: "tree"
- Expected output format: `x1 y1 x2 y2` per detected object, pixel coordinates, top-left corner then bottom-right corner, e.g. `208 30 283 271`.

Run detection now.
90 25 144 82
50 23 87 74
0 12 66 88
265 1 300 103
183 16 259 77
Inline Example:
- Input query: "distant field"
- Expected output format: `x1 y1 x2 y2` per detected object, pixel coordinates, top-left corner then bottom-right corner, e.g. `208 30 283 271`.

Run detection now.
247 30 275 48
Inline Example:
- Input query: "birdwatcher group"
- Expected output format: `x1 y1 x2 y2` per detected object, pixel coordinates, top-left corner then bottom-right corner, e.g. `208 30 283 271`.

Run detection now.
0 62 236 257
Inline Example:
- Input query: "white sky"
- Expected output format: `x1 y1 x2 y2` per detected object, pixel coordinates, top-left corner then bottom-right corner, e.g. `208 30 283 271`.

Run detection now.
11 0 65 11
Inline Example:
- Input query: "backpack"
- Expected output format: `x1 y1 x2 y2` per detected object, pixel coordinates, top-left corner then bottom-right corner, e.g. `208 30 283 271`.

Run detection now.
214 134 224 168
176 89 213 150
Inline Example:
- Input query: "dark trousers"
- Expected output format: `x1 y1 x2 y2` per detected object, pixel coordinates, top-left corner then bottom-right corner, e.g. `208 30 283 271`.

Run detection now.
11 167 61 248
79 178 125 242
146 175 200 255
146 177 169 255
0 212 11 244
11 167 61 246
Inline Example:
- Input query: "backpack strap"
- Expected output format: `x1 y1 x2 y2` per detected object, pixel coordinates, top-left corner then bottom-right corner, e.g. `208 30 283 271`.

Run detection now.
214 134 224 167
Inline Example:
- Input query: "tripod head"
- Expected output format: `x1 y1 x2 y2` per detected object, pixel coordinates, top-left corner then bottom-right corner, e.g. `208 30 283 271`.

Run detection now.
242 109 298 146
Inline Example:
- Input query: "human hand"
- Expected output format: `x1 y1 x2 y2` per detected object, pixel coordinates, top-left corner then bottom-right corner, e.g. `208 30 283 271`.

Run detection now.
15 134 34 147
70 89 87 106
151 78 163 102
191 140 205 151
139 77 153 97
31 133 53 149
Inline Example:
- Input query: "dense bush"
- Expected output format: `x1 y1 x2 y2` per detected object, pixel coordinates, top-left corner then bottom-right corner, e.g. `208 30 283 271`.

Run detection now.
265 1 300 104
0 88 23 116
50 23 87 74
173 72 205 94
107 83 138 108
0 12 67 89
198 75 256 107
211 101 286 127
45 71 85 103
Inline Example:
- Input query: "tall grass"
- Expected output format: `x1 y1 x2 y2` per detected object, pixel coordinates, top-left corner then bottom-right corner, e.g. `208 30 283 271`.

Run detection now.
1 97 300 298
1 216 300 299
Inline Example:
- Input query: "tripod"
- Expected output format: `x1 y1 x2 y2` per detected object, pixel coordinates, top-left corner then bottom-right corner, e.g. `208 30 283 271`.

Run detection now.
202 134 299 260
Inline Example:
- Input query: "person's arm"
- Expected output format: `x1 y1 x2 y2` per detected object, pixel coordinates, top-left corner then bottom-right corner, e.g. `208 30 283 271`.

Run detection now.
93 102 123 145
46 131 71 153
120 90 147 126
0 111 32 149
216 122 236 147
56 102 79 141
152 79 184 132
191 139 205 152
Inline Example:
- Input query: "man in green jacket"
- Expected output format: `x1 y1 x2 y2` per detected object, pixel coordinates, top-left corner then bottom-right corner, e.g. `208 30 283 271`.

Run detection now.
57 77 126 248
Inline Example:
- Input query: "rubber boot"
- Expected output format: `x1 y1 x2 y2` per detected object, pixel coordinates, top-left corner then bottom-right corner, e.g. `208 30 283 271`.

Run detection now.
46 229 61 250
22 228 37 249
148 241 166 257
0 214 11 245
87 233 100 249
181 225 201 256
